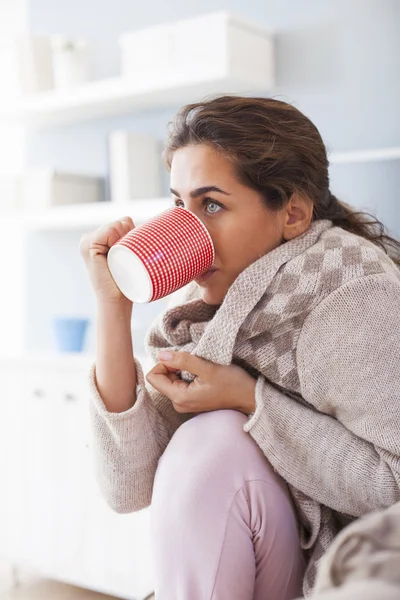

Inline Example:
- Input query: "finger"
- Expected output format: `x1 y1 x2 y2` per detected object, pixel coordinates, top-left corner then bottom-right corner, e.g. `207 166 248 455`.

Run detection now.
120 216 135 232
157 350 214 379
102 220 132 247
147 362 181 381
106 217 135 246
82 218 135 260
146 363 189 400
163 364 182 374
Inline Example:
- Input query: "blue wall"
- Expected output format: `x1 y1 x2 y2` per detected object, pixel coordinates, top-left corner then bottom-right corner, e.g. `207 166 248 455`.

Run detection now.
28 0 400 232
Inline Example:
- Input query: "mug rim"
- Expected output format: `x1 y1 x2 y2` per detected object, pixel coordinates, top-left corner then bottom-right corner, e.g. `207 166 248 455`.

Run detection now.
108 244 154 303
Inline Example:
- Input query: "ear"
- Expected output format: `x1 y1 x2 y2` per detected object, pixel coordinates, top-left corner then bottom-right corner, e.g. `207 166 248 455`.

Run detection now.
282 193 314 241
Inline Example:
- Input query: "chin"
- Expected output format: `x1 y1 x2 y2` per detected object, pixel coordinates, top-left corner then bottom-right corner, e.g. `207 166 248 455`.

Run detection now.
198 285 225 306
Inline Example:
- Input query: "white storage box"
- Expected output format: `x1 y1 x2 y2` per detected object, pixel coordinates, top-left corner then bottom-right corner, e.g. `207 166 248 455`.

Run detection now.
0 35 54 100
108 131 162 201
119 24 172 78
51 36 89 91
119 11 274 87
20 170 104 210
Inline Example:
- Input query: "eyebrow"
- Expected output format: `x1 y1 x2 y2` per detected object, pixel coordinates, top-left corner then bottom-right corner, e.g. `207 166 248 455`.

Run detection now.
170 186 231 198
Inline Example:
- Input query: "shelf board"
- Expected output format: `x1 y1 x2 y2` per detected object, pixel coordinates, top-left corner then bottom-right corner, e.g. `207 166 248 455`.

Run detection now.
20 198 171 230
0 352 153 371
329 147 400 164
0 70 271 129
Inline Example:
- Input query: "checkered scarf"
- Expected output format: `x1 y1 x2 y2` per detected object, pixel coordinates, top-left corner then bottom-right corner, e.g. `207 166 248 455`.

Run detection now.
147 218 395 391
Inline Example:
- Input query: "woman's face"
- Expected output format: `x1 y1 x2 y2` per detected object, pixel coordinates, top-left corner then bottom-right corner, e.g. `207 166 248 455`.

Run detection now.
170 144 289 305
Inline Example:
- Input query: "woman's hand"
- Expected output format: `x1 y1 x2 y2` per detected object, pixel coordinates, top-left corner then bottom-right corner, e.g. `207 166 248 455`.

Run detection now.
146 351 256 415
80 217 135 304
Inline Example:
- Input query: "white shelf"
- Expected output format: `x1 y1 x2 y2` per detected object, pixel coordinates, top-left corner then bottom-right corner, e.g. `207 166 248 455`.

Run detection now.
19 197 171 230
329 147 400 164
0 353 94 369
0 351 153 371
0 70 272 129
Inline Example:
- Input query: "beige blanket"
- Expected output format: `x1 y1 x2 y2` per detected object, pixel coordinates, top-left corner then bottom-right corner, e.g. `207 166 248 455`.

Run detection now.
308 502 400 599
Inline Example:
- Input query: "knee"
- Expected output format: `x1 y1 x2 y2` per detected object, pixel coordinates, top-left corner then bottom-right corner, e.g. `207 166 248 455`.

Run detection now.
167 409 248 465
154 409 280 498
152 410 247 511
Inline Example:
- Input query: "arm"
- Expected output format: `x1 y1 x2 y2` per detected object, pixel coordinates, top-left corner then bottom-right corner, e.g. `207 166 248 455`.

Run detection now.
244 273 400 517
89 357 187 513
80 217 190 512
95 300 136 413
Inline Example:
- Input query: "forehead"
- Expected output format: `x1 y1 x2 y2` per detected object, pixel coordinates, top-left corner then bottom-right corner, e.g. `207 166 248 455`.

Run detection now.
170 144 235 190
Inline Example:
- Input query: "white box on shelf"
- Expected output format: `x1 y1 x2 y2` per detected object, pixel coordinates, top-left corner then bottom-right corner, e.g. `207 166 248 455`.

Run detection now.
0 35 54 100
119 25 172 78
108 131 162 201
20 169 104 210
172 11 274 82
51 36 89 91
119 11 274 86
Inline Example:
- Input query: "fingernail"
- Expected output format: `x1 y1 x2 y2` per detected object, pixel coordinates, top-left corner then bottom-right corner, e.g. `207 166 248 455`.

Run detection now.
158 351 173 361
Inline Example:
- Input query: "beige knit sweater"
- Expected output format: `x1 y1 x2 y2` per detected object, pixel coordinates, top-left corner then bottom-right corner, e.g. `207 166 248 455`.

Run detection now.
89 219 400 595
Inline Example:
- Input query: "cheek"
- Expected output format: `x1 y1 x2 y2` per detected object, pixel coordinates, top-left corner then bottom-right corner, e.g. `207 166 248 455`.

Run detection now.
245 214 283 252
210 230 236 264
214 217 282 267
213 232 253 272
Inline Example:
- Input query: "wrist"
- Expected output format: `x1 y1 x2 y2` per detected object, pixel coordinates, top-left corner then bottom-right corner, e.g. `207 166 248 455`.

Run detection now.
97 297 133 318
236 377 256 415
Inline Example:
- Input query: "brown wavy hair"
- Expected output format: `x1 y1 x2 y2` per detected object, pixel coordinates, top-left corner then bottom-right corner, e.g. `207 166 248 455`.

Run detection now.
164 95 400 265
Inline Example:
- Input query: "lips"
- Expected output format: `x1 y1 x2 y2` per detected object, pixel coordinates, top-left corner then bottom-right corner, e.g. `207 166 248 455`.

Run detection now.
195 266 218 282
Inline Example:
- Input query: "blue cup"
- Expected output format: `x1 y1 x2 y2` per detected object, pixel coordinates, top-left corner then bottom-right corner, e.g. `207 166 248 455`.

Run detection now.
52 317 90 353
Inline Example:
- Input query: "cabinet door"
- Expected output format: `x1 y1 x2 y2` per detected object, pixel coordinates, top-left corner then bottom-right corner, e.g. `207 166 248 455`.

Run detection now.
0 362 26 562
50 366 155 599
19 365 57 572
80 380 154 599
48 367 89 583
4 360 155 598
17 365 88 580
81 473 154 599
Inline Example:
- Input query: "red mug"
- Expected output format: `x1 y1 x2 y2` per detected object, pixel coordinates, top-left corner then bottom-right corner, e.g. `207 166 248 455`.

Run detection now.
107 207 215 303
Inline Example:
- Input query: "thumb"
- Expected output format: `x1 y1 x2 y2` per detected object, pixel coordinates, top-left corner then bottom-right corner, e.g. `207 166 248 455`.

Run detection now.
157 350 214 379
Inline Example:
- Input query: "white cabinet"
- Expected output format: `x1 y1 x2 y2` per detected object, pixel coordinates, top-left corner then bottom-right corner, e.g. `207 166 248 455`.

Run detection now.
0 363 26 563
81 473 153 599
0 358 154 600
45 368 89 582
20 365 57 571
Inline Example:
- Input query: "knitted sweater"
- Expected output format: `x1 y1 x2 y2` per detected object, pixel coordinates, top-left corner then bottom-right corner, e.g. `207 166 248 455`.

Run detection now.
89 220 400 595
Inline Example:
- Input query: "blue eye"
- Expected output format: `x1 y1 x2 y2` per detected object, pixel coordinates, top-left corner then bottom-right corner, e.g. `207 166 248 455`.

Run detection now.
172 198 223 214
205 200 222 214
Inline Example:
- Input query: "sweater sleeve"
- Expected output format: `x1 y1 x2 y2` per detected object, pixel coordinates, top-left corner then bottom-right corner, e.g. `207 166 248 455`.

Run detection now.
89 358 188 513
244 273 400 517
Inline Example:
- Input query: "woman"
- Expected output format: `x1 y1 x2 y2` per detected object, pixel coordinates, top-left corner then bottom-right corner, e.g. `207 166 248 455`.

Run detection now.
80 96 400 600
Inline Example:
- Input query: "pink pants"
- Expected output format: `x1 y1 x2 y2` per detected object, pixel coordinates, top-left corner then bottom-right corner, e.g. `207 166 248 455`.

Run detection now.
151 410 305 600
